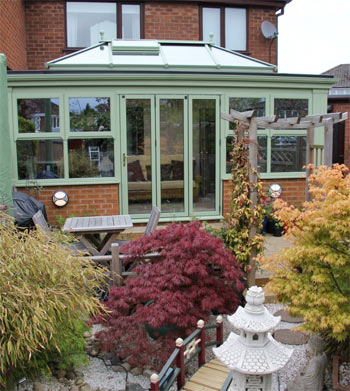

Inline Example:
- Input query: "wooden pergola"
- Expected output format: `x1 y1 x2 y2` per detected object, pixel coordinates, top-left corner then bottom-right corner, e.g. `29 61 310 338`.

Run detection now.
222 109 348 286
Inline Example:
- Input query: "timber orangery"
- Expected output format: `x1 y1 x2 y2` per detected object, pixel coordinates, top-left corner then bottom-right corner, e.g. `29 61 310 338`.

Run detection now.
5 40 335 223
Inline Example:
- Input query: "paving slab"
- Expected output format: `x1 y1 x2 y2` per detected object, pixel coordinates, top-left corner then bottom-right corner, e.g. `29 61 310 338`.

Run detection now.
273 329 309 345
274 309 304 323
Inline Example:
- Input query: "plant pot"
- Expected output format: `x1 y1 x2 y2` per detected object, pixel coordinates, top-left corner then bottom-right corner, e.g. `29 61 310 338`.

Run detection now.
273 225 283 237
266 218 275 234
260 217 268 235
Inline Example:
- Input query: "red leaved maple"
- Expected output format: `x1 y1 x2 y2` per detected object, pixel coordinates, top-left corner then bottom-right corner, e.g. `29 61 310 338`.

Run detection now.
94 221 244 369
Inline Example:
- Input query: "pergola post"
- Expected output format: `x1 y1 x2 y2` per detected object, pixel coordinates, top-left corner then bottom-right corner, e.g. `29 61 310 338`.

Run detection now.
324 120 334 167
0 54 13 211
305 127 314 201
247 116 258 287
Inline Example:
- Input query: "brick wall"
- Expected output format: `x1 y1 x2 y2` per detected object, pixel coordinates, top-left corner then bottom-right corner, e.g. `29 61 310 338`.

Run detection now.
22 1 278 69
248 7 277 65
0 0 27 70
330 100 350 167
223 178 306 216
17 184 119 225
144 2 198 40
25 0 66 70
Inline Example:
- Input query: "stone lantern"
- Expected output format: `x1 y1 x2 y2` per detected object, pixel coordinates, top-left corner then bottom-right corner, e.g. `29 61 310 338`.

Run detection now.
213 286 293 391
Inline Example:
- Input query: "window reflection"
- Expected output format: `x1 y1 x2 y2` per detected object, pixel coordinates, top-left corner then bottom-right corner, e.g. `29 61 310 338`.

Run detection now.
229 98 265 130
274 99 308 118
69 97 110 132
159 99 184 213
16 140 64 180
66 2 117 47
271 136 306 172
193 99 216 212
122 4 140 39
17 98 60 133
68 138 114 178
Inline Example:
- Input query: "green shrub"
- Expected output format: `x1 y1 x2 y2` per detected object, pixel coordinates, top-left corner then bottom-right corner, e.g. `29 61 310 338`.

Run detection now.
0 214 105 388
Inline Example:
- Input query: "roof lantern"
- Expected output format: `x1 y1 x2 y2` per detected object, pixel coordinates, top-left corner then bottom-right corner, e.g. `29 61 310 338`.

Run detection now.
112 39 160 55
213 286 293 391
46 40 275 73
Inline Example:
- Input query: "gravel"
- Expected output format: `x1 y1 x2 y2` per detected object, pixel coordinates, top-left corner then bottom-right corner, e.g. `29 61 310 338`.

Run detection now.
17 304 349 391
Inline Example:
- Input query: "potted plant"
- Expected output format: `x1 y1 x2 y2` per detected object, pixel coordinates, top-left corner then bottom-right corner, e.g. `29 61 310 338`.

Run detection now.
273 219 283 237
263 195 275 234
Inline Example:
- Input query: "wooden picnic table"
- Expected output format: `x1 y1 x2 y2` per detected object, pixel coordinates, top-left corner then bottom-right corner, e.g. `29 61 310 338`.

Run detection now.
62 215 133 256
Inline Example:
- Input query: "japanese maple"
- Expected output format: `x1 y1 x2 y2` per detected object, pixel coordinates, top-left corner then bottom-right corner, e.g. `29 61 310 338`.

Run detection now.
94 221 244 369
260 165 350 357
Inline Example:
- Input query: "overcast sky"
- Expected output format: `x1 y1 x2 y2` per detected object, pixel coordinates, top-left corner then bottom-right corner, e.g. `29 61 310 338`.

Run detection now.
277 0 350 75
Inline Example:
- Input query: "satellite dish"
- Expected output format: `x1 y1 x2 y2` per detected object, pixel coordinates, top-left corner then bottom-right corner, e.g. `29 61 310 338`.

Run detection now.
261 21 277 39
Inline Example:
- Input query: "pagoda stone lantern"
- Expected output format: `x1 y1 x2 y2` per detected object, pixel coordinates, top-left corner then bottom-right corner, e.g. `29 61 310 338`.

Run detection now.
213 286 293 391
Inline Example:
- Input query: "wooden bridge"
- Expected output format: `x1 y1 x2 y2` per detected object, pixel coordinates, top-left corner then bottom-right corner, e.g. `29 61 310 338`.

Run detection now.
183 358 231 391
150 317 233 391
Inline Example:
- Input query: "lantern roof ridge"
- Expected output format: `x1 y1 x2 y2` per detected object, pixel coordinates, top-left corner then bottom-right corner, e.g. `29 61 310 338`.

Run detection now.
228 286 280 333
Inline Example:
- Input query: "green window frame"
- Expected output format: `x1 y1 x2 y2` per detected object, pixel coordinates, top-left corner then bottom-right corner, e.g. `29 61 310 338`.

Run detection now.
12 91 119 186
223 94 311 180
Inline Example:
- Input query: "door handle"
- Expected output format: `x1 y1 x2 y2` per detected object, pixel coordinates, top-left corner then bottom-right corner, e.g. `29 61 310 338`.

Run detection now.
123 153 127 167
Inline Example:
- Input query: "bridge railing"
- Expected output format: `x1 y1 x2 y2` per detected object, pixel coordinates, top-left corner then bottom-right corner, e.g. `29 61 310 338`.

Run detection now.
150 316 224 391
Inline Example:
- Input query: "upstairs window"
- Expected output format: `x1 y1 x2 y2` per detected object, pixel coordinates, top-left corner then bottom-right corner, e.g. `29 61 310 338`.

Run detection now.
66 2 141 48
201 7 247 51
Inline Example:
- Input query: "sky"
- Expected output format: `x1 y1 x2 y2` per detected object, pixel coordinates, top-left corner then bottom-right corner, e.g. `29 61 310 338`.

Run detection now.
277 0 350 75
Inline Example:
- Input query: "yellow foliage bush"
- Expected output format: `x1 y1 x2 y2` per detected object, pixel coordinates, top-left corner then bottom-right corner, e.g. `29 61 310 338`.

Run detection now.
0 214 105 387
260 165 350 355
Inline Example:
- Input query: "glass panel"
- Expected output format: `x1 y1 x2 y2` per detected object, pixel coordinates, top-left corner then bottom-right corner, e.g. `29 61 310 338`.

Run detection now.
16 139 64 180
159 99 184 213
271 136 306 172
126 99 152 215
67 2 117 47
225 8 246 51
69 98 110 132
226 135 234 174
202 8 221 46
229 97 265 130
68 138 114 178
17 98 60 133
122 4 140 39
193 99 216 212
226 135 267 174
258 136 267 173
274 98 308 118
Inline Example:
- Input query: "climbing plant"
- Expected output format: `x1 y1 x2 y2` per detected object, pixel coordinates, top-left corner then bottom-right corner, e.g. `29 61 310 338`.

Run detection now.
222 122 265 273
260 165 350 357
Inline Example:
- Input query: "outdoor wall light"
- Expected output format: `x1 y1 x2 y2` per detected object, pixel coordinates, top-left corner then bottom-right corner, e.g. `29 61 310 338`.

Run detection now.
269 183 282 199
52 190 69 207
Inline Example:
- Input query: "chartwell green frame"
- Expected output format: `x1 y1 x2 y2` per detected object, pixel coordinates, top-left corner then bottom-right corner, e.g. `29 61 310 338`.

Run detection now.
189 95 221 218
221 89 320 180
11 87 120 186
119 94 156 219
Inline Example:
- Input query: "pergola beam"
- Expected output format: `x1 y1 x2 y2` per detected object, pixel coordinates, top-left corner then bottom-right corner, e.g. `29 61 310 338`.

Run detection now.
225 111 348 130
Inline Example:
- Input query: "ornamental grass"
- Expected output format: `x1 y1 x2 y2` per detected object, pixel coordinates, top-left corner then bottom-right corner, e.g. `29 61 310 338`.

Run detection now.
0 213 105 388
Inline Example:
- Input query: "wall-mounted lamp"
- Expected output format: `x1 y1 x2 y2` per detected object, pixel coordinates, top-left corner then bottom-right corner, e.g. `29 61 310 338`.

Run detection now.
269 183 282 199
52 190 69 207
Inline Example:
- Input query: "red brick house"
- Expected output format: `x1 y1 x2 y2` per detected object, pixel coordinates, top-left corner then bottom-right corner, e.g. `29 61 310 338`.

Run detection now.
1 0 288 71
323 64 350 167
0 0 337 223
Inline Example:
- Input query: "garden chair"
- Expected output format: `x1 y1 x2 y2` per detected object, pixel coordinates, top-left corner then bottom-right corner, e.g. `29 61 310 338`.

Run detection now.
115 205 161 250
32 210 89 255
